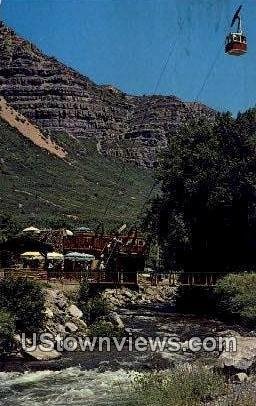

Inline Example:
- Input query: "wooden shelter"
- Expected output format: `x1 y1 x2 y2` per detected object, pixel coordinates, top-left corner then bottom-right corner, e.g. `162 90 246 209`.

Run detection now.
63 231 147 287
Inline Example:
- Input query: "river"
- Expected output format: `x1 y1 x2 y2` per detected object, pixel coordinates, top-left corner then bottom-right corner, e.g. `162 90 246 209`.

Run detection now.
0 304 246 405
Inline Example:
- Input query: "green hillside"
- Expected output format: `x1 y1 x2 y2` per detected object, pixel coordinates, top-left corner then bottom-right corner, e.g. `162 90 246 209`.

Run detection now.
0 118 154 232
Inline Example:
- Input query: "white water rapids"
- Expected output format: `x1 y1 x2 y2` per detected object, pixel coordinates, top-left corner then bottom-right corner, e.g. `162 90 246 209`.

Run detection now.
0 367 134 405
0 307 246 405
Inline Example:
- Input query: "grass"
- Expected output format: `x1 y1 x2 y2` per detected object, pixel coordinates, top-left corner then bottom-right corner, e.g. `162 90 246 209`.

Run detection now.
0 117 154 231
120 367 256 406
122 366 228 406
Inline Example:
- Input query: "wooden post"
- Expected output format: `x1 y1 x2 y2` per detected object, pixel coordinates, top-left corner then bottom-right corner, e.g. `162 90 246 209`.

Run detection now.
191 274 195 286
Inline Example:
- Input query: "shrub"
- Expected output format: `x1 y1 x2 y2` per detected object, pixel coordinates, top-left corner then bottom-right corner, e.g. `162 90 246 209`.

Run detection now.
0 310 16 354
78 280 110 324
0 277 45 333
78 280 90 304
123 366 227 406
80 295 110 324
215 273 256 327
89 320 117 338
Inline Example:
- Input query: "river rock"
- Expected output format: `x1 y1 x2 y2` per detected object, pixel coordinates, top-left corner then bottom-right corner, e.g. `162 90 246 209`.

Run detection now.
108 312 124 329
47 289 67 309
217 329 241 338
65 322 78 333
155 295 165 303
22 346 61 361
57 324 66 334
75 319 88 333
45 308 54 319
98 360 110 372
124 290 134 299
45 321 66 337
219 336 256 372
68 304 83 319
13 334 21 344
233 372 249 383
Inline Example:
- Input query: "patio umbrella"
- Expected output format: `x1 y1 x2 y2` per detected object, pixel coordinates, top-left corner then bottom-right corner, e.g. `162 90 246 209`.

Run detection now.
65 252 95 262
47 252 64 261
20 251 44 260
22 226 41 234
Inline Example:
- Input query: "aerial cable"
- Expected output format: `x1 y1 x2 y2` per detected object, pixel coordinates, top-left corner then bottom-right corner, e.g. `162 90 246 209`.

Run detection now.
99 17 186 228
102 6 229 230
195 6 233 101
135 9 233 226
195 43 223 102
200 7 245 102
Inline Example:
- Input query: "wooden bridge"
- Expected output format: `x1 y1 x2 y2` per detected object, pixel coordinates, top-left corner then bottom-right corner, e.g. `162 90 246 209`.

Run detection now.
0 268 139 287
168 272 227 287
0 268 230 287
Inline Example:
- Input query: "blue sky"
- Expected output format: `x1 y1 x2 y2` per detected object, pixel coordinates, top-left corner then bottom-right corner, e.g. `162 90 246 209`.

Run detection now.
1 0 256 115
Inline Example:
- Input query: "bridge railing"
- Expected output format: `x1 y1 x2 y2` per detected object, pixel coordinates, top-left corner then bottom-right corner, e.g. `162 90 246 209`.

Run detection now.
0 268 138 286
0 268 48 280
0 268 233 287
169 272 227 286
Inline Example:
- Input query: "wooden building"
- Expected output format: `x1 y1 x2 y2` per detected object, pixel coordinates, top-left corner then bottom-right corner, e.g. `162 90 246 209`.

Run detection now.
63 231 147 287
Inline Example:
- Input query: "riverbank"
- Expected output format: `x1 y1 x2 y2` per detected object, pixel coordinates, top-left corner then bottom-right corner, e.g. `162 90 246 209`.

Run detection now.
0 302 256 405
0 279 254 372
0 279 177 367
0 297 252 373
1 277 256 405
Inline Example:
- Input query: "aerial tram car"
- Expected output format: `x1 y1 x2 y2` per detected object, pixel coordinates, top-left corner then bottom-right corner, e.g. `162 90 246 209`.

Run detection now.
225 5 247 56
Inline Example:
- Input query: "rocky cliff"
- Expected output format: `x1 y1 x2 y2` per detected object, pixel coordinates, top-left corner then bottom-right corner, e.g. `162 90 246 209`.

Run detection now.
0 22 216 167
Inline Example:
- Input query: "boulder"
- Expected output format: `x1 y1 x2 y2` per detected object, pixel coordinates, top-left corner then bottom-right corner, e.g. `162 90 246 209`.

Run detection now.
45 322 67 338
54 293 67 309
233 372 249 383
68 304 83 319
75 319 88 330
219 336 256 372
108 311 124 329
160 351 188 366
217 329 241 338
123 290 134 299
45 308 54 319
57 324 66 334
22 346 61 361
47 289 67 309
98 360 110 372
65 322 78 333
13 334 21 344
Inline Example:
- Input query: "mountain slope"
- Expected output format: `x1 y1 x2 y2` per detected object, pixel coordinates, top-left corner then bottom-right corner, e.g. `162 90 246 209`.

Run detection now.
0 116 153 230
0 22 216 167
0 97 66 159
